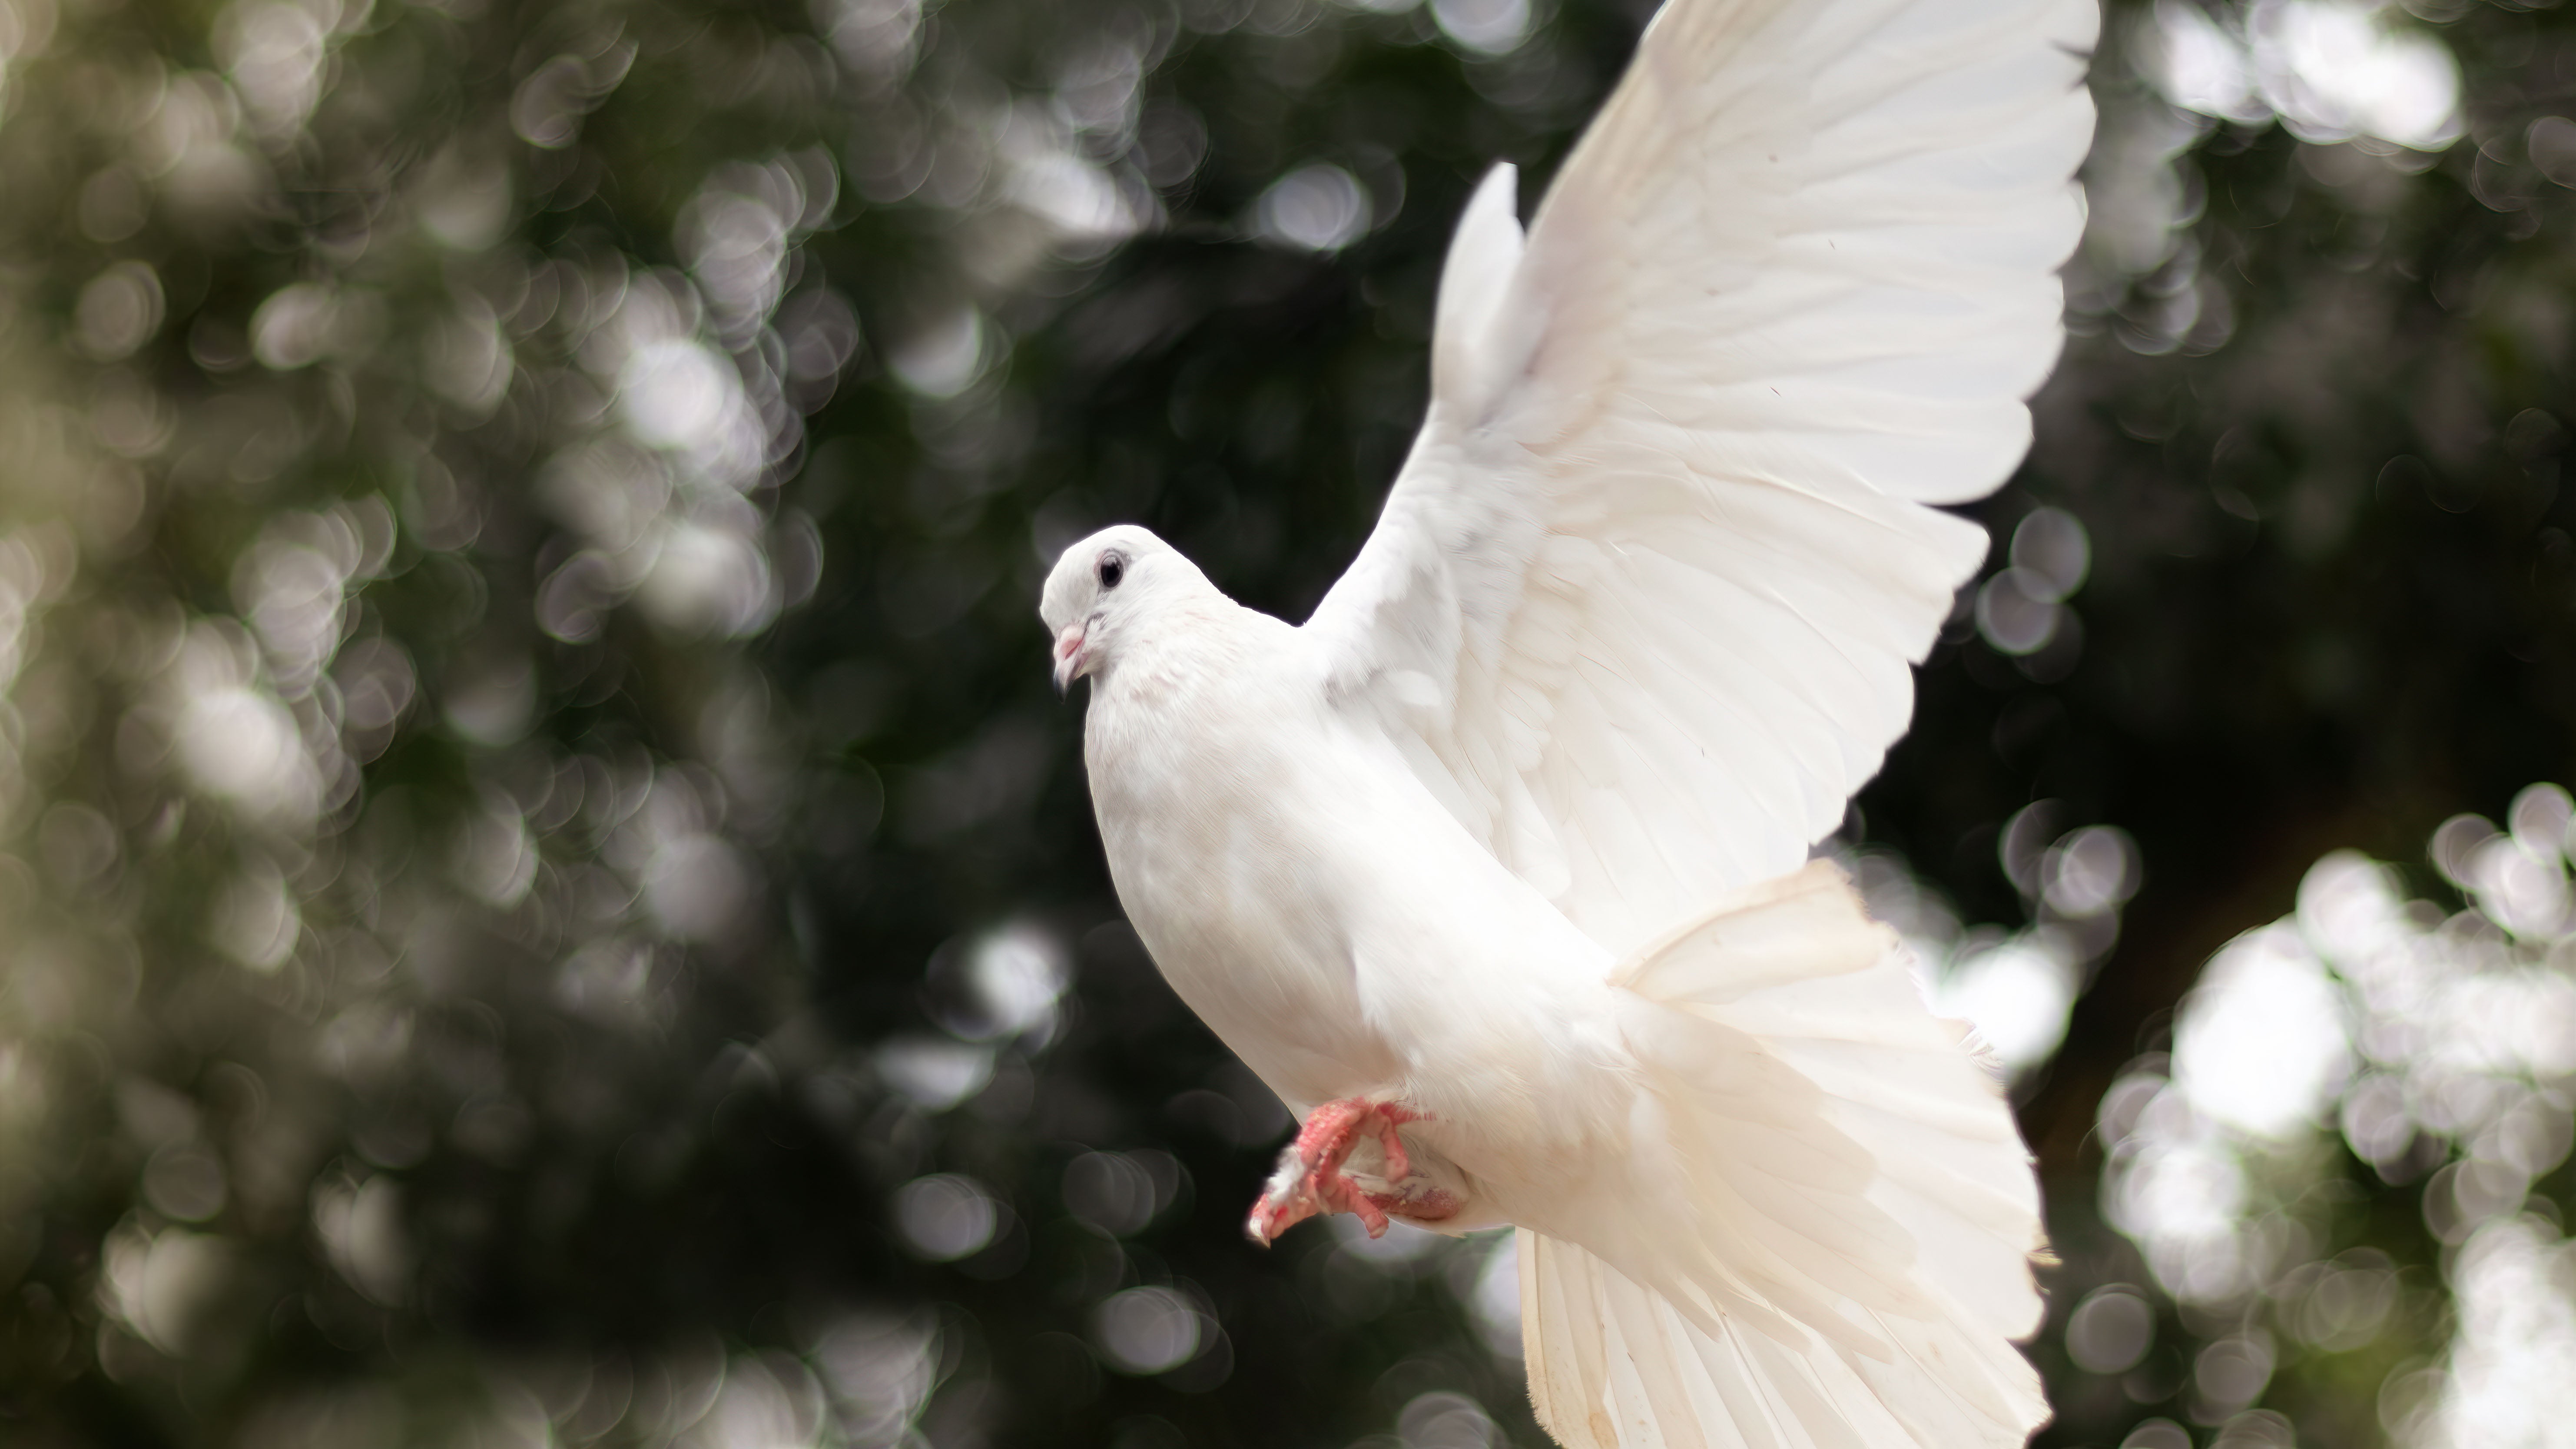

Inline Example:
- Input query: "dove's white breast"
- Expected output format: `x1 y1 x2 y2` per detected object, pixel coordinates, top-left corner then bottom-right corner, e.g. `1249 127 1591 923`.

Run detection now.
1082 602 1631 1170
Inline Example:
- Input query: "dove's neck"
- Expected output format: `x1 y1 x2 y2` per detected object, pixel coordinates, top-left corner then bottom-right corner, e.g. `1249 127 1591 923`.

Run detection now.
1091 590 1280 704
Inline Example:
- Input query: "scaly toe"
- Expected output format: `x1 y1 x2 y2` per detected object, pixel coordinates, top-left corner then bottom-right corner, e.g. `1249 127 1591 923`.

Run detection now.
1320 1170 1392 1237
1243 1096 1425 1243
1246 1132 1335 1244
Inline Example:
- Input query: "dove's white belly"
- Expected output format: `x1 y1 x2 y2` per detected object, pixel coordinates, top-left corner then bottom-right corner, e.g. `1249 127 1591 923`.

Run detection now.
1083 623 1632 1180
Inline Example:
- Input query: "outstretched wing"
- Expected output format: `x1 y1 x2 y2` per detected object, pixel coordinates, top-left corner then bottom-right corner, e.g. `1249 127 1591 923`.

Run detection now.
1303 0 2097 956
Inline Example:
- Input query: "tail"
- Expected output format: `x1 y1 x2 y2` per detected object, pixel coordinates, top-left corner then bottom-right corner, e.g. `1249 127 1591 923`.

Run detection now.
1519 861 2050 1449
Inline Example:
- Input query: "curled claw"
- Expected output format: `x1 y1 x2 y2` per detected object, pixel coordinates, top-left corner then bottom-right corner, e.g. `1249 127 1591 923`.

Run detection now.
1243 1098 1429 1245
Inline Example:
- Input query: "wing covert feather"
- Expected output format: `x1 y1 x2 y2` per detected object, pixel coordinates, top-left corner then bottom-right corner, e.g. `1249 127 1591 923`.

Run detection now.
1306 0 2097 952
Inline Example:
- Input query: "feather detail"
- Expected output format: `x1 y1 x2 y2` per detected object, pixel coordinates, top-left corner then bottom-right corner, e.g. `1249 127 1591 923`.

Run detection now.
1303 0 2099 955
1433 165 1534 419
1520 861 2049 1449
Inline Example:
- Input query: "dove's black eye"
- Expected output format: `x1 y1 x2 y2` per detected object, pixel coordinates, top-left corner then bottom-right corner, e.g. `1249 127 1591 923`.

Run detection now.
1097 551 1126 590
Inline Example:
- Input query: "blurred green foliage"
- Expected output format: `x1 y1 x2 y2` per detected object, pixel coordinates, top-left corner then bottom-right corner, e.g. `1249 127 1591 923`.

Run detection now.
0 0 2573 1445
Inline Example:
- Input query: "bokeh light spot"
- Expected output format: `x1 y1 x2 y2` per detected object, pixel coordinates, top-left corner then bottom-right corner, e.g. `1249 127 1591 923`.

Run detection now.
892 1173 998 1260
74 261 165 361
1431 0 1529 56
2176 927 2351 1139
1091 1286 1201 1374
2067 1284 2157 1375
1254 163 1371 252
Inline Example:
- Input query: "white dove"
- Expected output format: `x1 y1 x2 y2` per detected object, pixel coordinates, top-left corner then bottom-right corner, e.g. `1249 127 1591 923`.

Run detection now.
1039 0 2096 1443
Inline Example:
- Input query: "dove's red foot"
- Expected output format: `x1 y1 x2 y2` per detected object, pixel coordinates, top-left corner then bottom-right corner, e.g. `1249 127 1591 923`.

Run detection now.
1244 1098 1428 1245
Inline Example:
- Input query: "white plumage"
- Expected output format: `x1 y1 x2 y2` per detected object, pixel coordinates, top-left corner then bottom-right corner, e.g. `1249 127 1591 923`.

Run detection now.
1037 1 2096 1444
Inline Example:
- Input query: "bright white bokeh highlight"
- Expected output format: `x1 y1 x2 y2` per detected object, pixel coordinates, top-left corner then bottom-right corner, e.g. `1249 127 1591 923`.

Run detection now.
620 339 741 451
1933 938 2079 1075
2096 784 2576 1437
2406 1217 2576 1449
2175 925 2353 1140
2140 0 2462 151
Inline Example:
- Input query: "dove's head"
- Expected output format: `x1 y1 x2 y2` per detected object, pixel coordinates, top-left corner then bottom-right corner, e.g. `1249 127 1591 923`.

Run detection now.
1039 524 1203 693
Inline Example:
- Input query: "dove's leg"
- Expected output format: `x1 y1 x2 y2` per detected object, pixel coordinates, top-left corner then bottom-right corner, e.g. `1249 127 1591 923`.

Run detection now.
1244 1098 1391 1243
1245 1098 1446 1244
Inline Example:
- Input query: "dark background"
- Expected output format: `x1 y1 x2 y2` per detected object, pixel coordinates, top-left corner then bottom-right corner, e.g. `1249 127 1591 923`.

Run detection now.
0 0 2569 1445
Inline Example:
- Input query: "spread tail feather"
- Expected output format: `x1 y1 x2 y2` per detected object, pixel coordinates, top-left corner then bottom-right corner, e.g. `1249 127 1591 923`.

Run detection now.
1521 860 2050 1449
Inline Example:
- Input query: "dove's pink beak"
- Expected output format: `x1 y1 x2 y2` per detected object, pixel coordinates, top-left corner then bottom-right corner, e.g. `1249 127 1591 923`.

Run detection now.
1052 622 1088 694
